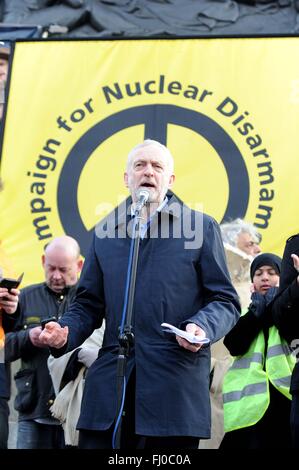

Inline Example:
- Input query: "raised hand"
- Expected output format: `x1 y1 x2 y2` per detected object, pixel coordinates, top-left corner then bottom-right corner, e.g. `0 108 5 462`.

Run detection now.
291 253 299 273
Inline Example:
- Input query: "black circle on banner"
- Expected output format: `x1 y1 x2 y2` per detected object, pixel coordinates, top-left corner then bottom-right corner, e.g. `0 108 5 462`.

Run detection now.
58 104 249 256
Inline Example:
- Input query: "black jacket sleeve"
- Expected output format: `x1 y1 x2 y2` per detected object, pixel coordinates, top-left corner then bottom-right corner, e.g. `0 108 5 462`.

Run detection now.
223 308 263 356
59 348 83 390
271 279 299 343
223 287 277 356
271 234 299 343
279 234 299 292
1 310 19 333
5 328 37 362
4 302 41 362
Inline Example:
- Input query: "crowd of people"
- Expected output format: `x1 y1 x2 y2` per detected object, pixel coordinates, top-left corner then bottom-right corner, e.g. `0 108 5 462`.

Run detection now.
0 138 298 450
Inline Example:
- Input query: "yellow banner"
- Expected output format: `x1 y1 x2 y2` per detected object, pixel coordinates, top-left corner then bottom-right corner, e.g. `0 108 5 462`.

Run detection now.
1 38 298 285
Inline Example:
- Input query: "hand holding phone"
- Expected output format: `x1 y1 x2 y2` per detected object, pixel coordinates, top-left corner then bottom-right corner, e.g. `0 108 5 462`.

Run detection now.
0 272 24 291
0 274 22 314
41 316 58 329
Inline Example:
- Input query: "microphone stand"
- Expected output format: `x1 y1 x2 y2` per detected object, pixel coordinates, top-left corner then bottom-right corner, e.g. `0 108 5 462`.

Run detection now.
114 205 144 449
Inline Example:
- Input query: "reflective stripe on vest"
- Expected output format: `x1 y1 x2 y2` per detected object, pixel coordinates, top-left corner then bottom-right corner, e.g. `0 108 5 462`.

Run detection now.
223 381 267 404
223 332 269 432
229 352 263 370
223 326 295 432
266 326 295 400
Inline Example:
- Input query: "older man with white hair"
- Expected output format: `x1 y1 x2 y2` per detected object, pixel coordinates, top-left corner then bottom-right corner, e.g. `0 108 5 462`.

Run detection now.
37 139 240 449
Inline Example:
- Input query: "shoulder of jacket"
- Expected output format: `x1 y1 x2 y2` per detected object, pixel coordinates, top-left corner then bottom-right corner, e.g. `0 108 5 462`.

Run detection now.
286 233 299 243
20 282 46 296
68 284 78 296
184 204 209 220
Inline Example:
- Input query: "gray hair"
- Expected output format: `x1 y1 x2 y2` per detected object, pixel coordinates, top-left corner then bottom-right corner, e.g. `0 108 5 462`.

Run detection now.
220 218 261 247
126 139 174 173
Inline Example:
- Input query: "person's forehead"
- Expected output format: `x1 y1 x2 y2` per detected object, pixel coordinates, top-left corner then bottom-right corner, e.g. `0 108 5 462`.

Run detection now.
133 145 166 161
239 232 253 240
45 249 75 264
44 260 75 271
254 265 276 272
239 232 260 246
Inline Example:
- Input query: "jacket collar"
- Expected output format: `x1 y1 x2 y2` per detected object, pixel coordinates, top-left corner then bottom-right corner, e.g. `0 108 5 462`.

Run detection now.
115 190 182 230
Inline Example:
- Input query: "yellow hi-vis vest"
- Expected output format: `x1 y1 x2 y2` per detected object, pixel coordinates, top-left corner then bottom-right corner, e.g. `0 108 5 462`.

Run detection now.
223 325 295 432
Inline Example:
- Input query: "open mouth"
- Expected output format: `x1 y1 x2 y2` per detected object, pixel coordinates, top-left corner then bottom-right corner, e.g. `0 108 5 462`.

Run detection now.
140 183 155 188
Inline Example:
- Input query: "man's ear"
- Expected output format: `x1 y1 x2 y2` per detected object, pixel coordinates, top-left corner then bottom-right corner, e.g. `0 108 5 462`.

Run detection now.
168 174 175 188
77 258 83 272
124 172 129 187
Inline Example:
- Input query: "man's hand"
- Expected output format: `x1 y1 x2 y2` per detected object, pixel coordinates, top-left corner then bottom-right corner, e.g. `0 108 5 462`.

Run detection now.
176 323 206 353
0 288 19 314
39 321 69 348
29 326 48 348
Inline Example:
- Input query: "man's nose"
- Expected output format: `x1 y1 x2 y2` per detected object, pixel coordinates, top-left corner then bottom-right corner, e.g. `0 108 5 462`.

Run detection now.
261 272 270 281
52 270 62 279
254 244 261 255
144 164 154 176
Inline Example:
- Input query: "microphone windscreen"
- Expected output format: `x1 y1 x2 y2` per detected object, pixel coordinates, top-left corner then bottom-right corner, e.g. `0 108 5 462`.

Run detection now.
136 188 150 203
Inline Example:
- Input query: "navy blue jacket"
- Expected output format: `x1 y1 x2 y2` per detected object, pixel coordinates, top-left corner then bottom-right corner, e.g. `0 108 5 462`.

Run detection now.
55 195 240 437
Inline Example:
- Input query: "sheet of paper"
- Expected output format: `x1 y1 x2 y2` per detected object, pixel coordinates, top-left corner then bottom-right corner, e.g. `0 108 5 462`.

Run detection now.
161 322 210 345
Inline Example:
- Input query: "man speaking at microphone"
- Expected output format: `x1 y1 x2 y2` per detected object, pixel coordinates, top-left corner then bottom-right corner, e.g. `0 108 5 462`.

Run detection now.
36 139 240 449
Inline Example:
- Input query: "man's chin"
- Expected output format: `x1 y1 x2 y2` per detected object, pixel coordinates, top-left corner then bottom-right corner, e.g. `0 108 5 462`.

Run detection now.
147 190 160 204
49 284 65 293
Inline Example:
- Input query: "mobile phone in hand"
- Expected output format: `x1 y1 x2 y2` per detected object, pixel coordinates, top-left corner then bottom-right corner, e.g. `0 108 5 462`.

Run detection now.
40 316 58 329
0 273 24 292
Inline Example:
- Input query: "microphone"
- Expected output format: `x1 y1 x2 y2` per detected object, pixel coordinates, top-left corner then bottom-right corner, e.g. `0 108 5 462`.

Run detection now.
134 188 150 215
